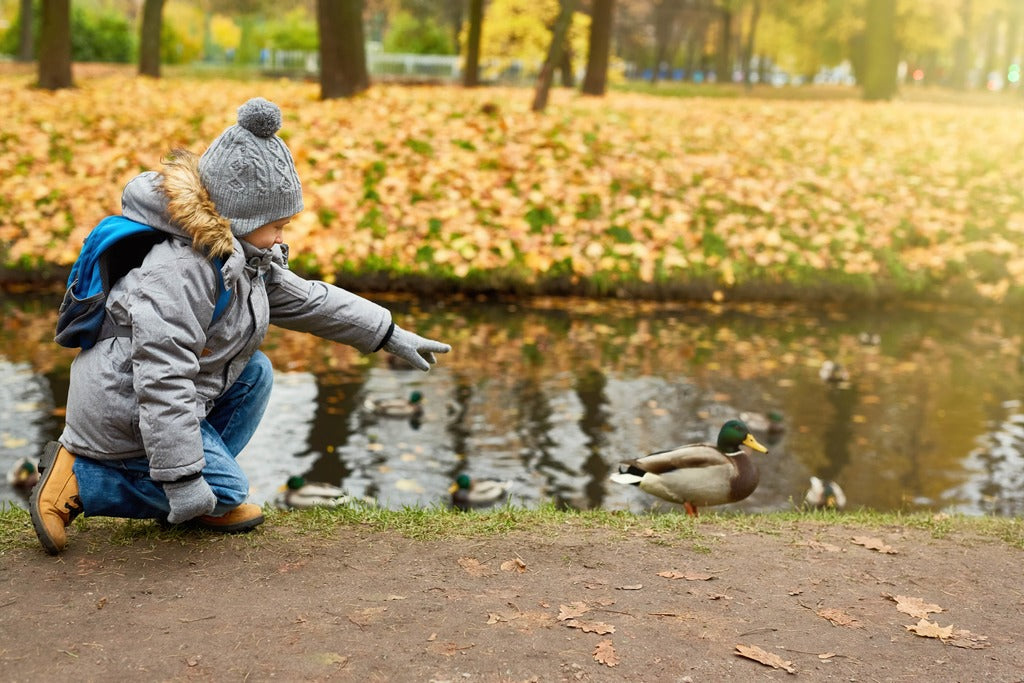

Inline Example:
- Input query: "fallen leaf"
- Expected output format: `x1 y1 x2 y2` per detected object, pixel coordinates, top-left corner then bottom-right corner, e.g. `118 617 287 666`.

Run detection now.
557 602 590 621
657 571 715 581
616 584 643 590
906 618 955 640
314 652 348 667
888 594 944 619
486 613 508 624
348 606 387 627
735 644 796 674
500 558 527 573
426 633 437 642
797 540 842 552
457 557 491 576
818 652 837 660
563 619 615 635
947 629 990 649
851 536 898 554
95 597 107 610
816 608 863 628
593 639 619 667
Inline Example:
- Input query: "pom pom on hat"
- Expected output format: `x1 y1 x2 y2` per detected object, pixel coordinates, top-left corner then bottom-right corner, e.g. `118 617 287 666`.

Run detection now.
237 97 282 138
198 97 304 237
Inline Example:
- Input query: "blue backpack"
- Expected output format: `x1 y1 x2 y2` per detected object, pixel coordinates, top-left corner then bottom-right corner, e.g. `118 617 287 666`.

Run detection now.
55 215 230 350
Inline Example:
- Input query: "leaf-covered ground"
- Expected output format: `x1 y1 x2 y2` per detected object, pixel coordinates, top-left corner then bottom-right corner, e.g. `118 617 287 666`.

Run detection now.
2 514 1022 680
2 65 1024 304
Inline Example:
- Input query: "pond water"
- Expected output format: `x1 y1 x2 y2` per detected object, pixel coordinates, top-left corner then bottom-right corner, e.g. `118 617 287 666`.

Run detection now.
3 293 1024 516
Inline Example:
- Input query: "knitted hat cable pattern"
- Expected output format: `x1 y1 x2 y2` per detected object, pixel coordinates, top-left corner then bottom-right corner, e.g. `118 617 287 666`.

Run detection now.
198 97 304 237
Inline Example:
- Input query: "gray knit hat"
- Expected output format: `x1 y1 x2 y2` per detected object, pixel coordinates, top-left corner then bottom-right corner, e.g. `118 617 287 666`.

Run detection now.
199 97 304 237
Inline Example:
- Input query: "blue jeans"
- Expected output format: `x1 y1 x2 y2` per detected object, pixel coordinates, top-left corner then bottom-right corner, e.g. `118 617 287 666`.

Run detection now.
73 351 273 519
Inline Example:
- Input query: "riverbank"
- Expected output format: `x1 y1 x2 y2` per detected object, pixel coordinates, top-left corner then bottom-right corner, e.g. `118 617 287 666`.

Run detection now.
3 71 1024 307
1 506 1022 680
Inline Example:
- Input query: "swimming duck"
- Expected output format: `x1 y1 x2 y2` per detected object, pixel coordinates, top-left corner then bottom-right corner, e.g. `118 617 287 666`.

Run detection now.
609 419 768 516
819 360 850 383
280 476 353 509
363 390 424 419
804 476 847 510
739 410 785 440
449 474 514 511
6 457 39 495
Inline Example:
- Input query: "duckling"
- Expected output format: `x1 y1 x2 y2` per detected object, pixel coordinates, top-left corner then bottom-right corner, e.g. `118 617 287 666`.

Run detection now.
819 359 850 383
280 476 352 509
610 419 768 516
804 476 847 510
6 457 39 496
449 474 514 511
363 390 424 419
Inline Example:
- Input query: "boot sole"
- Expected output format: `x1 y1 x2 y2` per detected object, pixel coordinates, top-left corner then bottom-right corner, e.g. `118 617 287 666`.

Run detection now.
29 441 65 555
195 514 265 534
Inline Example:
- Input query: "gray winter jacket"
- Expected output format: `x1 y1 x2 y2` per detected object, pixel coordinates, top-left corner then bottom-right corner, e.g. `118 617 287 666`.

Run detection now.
60 152 392 482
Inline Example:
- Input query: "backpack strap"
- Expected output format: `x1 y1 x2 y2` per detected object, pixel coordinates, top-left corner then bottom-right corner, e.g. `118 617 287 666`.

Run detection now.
98 257 231 341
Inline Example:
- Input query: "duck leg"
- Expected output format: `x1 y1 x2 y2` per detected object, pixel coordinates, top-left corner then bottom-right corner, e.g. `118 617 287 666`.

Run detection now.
684 502 698 517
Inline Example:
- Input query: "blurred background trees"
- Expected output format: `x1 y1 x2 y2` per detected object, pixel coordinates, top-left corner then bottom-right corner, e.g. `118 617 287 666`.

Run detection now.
1 0 1021 100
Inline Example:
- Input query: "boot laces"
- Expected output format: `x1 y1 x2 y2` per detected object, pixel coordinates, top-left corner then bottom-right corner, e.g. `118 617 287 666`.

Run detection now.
64 495 83 521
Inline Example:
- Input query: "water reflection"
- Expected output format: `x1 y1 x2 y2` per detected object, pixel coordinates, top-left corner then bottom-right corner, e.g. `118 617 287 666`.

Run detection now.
3 294 1024 516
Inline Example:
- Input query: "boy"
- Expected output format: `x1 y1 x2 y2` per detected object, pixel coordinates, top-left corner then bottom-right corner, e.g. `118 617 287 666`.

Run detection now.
30 97 450 554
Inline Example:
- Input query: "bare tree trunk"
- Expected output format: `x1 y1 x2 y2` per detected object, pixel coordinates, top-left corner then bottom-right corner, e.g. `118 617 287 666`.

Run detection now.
715 5 732 83
37 0 72 90
463 0 483 87
741 0 760 90
558 45 574 87
139 0 165 78
16 0 33 62
582 0 615 95
318 0 370 99
863 0 898 100
950 0 972 90
532 0 578 112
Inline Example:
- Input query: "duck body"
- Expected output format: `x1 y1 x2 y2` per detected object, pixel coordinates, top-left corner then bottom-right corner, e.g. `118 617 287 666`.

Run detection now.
610 419 768 515
804 476 847 510
363 390 424 419
6 457 39 495
739 410 785 440
450 474 513 511
282 476 352 509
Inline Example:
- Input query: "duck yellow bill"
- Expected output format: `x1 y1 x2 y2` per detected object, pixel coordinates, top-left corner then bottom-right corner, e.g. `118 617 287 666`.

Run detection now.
742 433 768 453
448 483 459 494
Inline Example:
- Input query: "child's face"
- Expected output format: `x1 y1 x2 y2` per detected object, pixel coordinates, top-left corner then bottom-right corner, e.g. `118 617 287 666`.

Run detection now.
241 216 293 249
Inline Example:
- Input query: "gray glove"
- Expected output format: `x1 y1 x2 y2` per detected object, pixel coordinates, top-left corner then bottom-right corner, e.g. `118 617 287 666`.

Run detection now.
164 475 217 524
383 323 451 372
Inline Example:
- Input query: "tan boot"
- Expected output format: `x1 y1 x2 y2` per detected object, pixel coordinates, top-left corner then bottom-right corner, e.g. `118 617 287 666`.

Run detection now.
29 442 83 555
194 503 264 533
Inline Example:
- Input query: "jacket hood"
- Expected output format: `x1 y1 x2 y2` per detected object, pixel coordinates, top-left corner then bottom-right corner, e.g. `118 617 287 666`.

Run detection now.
121 150 235 259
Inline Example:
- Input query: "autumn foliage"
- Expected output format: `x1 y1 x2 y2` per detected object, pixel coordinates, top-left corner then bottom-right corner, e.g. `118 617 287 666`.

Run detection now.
2 69 1023 304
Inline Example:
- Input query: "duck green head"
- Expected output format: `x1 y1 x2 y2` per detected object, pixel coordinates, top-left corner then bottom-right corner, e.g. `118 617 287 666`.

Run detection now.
718 419 768 454
455 474 471 490
21 461 36 475
286 475 307 490
410 391 423 404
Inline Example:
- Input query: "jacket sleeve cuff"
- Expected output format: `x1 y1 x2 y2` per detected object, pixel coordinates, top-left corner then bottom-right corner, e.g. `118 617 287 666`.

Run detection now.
373 321 395 352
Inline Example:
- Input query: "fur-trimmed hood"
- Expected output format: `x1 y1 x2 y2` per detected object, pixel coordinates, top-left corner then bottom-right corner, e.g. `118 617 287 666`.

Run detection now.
120 150 235 259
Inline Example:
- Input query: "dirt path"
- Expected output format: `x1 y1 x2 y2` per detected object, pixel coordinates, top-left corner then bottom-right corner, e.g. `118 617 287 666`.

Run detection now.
2 518 1022 682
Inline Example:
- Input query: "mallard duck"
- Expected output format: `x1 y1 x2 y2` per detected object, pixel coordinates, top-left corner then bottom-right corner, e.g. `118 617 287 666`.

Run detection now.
280 476 353 509
819 360 850 383
804 476 847 510
449 474 514 511
363 390 424 419
609 419 768 516
6 457 39 495
739 410 785 440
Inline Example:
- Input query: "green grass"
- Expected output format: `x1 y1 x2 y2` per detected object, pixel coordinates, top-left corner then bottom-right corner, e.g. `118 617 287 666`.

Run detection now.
3 503 1023 554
